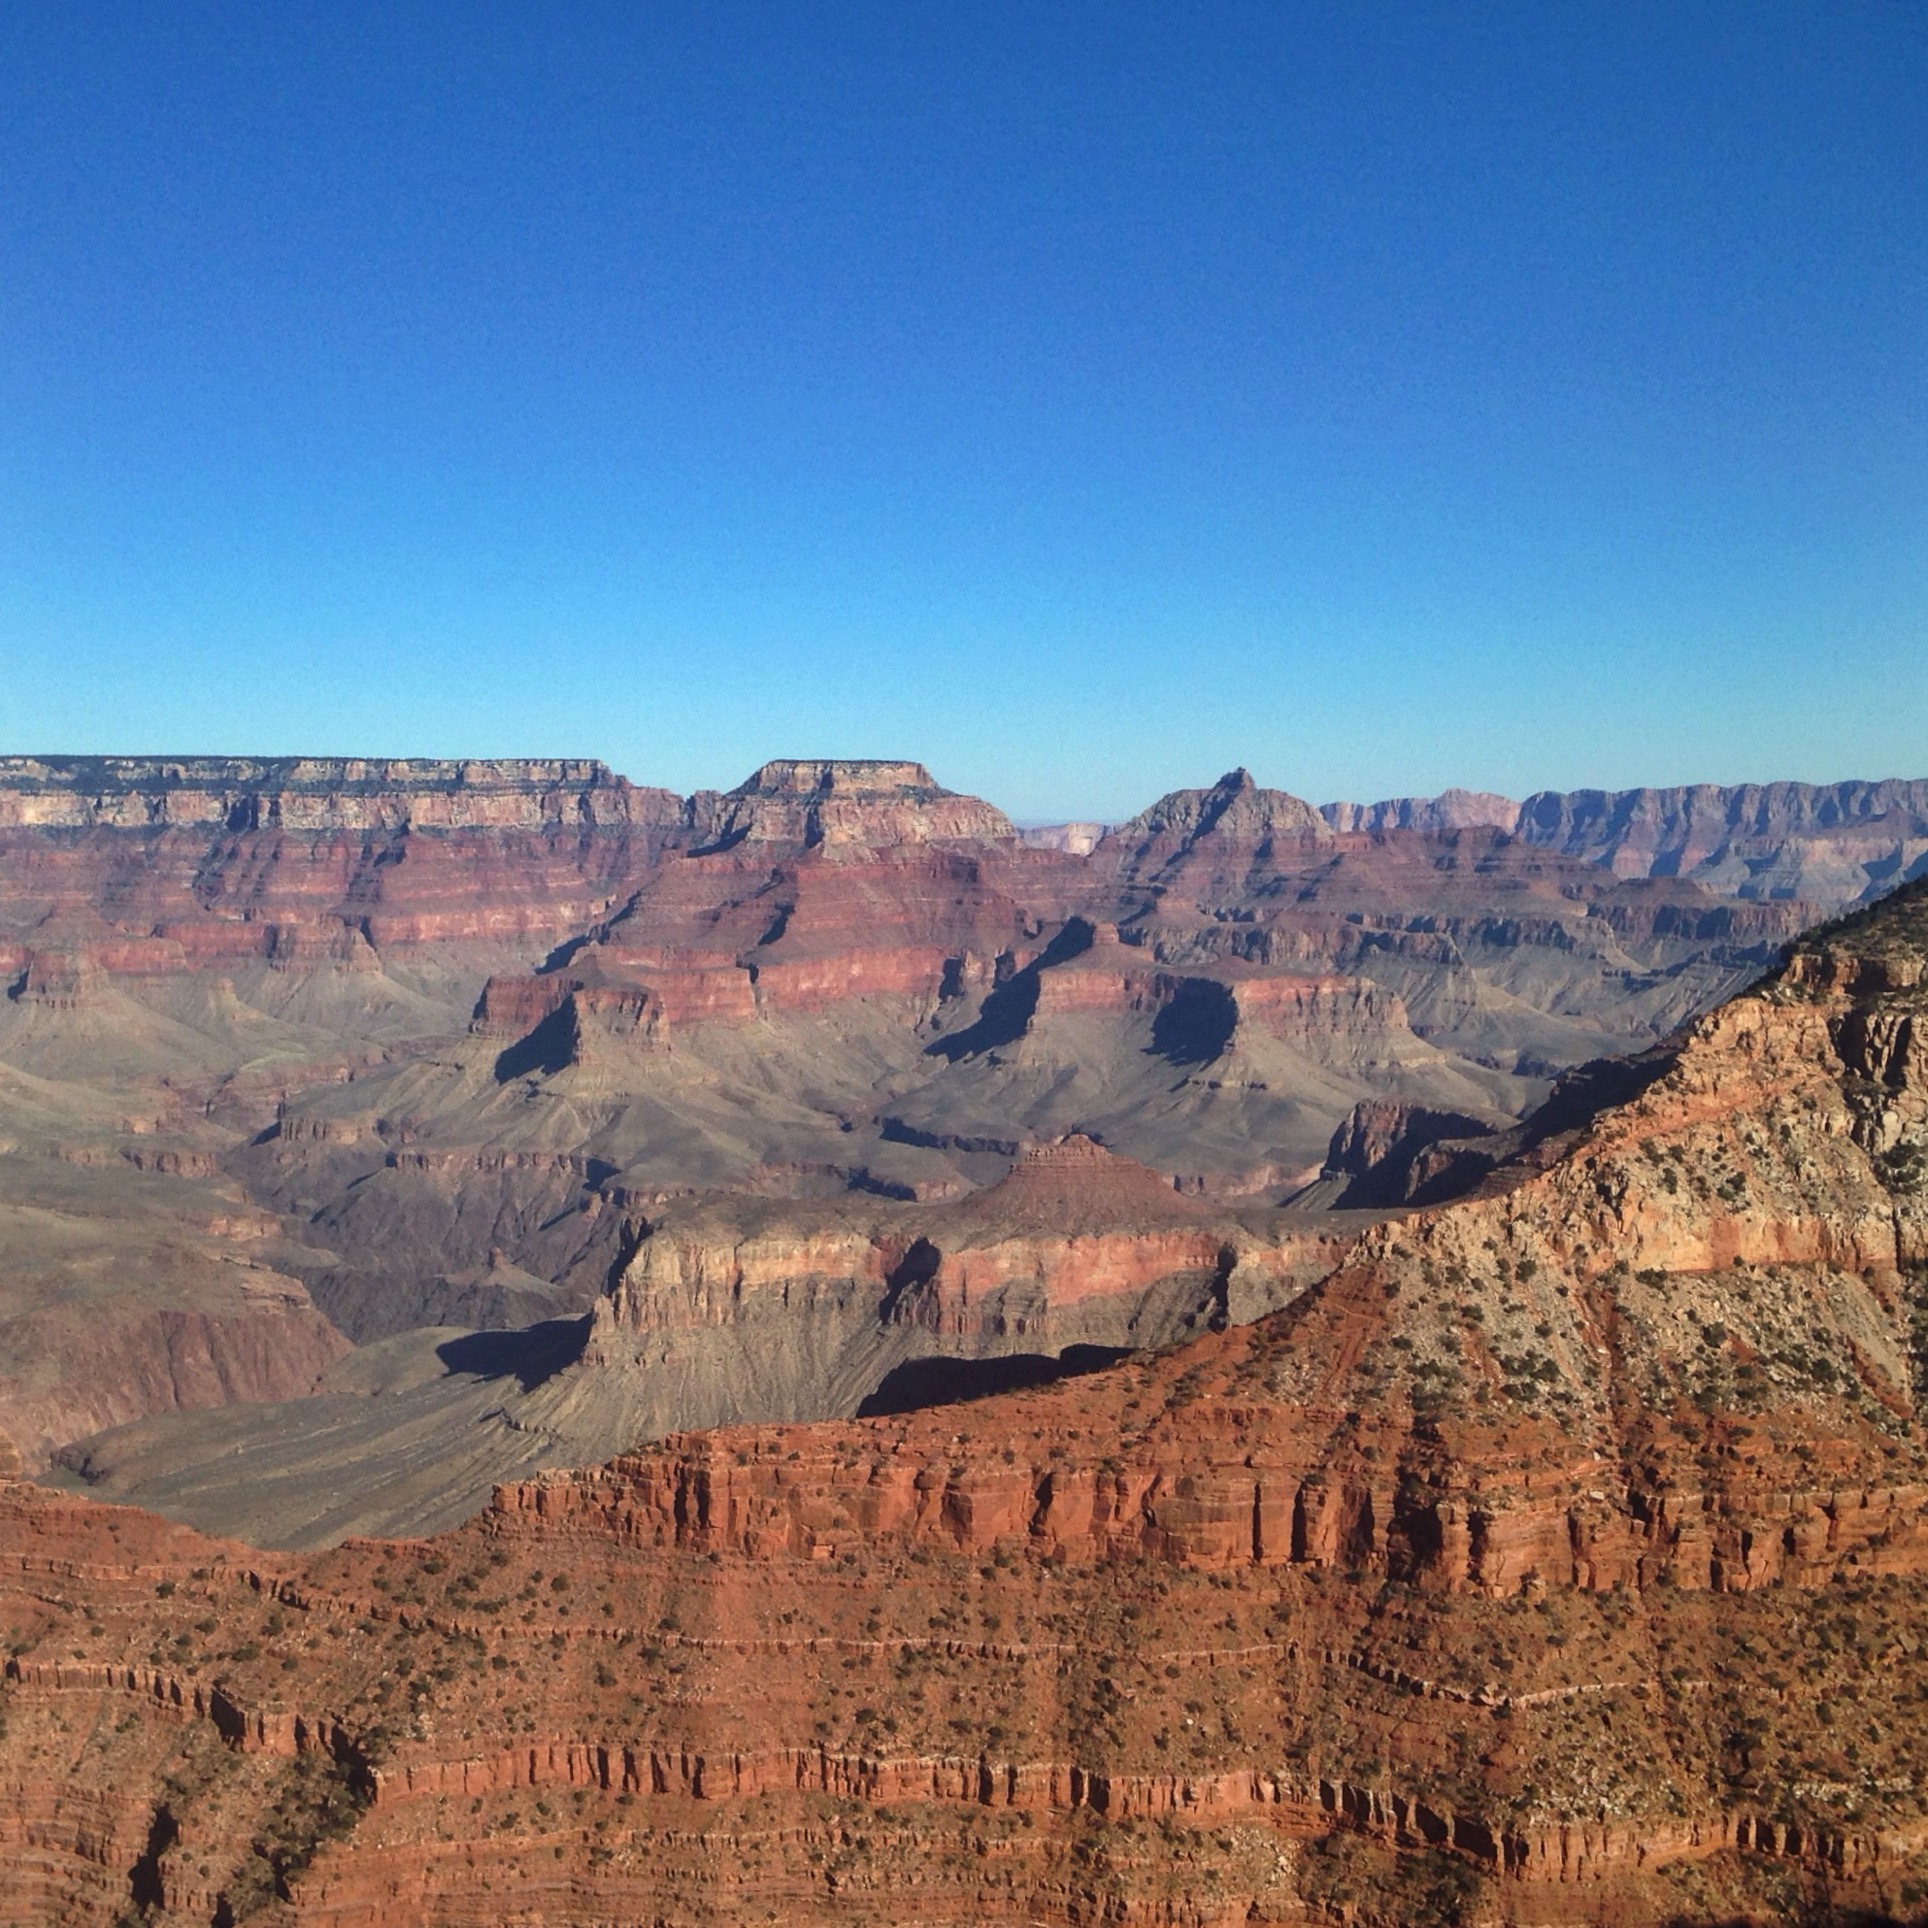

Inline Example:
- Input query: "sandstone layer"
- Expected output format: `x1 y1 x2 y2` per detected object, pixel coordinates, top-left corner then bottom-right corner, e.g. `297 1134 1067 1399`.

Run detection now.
4 877 1928 1924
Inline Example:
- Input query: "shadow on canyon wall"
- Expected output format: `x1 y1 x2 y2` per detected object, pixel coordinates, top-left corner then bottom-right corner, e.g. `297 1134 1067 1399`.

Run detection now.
857 1343 1131 1418
436 1316 592 1393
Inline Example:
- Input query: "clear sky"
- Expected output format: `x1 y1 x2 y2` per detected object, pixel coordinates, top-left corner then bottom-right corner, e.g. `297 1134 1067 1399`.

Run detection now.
1 3 1923 821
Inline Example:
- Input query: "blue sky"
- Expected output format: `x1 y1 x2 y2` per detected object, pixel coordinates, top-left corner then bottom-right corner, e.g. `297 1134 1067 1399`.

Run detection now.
1 3 1923 820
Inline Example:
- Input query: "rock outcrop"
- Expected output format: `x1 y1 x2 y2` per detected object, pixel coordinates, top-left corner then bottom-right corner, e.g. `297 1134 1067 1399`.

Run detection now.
6 884 1928 1924
1108 766 1332 861
689 757 1018 851
563 1135 1338 1449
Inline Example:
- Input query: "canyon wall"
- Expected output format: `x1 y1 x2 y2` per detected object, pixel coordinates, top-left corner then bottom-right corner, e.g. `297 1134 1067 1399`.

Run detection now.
1325 775 1928 907
2 754 1920 1550
4 881 1926 1925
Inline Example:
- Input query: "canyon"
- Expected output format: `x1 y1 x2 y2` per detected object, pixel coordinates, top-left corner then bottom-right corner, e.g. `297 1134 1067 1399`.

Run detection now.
2 756 1923 1530
1 852 1926 1923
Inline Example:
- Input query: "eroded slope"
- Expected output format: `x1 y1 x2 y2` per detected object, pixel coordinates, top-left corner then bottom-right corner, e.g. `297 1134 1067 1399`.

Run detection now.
5 878 1928 1924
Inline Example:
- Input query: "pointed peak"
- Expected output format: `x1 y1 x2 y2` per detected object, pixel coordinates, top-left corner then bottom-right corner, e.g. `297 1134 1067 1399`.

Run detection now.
1112 771 1329 848
946 1133 1203 1229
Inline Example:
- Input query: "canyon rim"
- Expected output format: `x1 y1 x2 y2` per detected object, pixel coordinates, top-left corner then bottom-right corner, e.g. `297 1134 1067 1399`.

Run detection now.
0 755 1926 1925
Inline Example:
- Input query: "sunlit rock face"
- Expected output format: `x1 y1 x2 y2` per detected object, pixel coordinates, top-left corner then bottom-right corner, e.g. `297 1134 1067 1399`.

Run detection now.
0 756 1920 1564
4 880 1928 1925
689 757 1022 851
0 755 1905 1508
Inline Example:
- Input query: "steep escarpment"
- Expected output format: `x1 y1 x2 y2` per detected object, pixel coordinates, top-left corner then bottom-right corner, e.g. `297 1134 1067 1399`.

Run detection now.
0 755 666 828
7 884 1928 1924
577 1136 1343 1434
0 756 1019 997
0 756 688 977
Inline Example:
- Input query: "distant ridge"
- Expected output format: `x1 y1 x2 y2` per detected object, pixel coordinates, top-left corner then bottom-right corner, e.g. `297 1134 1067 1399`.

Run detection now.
0 755 676 832
2 756 1924 905
0 754 622 791
1322 775 1928 905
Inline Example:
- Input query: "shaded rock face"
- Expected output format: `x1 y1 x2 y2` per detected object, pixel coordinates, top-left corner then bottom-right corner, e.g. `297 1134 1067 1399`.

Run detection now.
7 886 1928 1925
1321 1099 1508 1208
1 1296 350 1473
0 1127 356 1471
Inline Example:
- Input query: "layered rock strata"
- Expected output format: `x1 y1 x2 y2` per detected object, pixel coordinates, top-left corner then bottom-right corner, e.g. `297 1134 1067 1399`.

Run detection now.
1325 776 1928 908
1 752 1918 1540
5 885 1928 1924
566 1135 1342 1448
511 883 1928 1594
